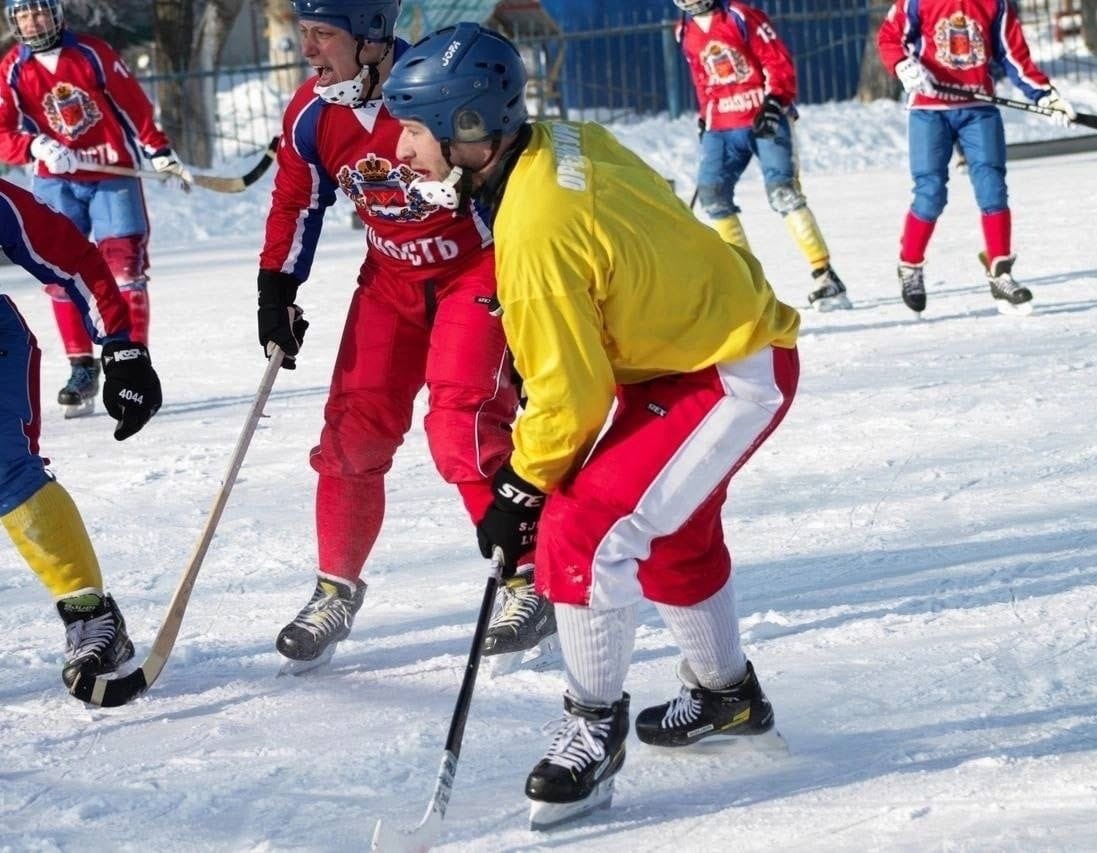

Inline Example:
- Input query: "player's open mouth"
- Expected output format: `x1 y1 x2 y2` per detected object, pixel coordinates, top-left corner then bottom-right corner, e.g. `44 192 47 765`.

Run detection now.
313 65 335 85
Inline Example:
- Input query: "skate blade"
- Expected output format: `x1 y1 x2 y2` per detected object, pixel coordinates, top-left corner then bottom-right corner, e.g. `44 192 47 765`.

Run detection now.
747 726 790 755
276 644 336 677
529 778 614 831
995 300 1033 316
811 293 852 312
488 635 560 679
61 399 96 419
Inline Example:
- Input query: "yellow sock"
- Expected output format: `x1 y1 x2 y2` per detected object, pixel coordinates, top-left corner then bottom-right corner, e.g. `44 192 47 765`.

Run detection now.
1 481 102 598
711 215 752 254
783 207 830 269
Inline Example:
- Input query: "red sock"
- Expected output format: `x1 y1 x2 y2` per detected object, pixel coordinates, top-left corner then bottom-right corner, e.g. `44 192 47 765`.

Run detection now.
981 209 1012 262
315 473 385 583
899 211 936 265
122 289 150 346
50 297 93 358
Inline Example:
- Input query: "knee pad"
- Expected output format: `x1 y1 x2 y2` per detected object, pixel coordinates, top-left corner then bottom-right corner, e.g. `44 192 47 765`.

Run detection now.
767 183 806 216
911 175 948 221
97 235 148 287
697 184 736 219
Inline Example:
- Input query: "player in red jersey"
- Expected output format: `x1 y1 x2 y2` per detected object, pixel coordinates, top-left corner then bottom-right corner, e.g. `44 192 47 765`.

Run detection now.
878 0 1076 315
675 0 851 311
0 0 187 416
257 0 551 672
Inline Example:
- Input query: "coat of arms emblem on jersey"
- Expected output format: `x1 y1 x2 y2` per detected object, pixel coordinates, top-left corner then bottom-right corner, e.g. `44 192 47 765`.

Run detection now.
702 41 752 84
42 82 102 138
934 12 987 69
337 154 437 222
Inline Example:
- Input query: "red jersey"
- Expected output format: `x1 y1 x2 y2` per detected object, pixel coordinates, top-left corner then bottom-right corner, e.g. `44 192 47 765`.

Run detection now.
0 31 170 178
878 0 1052 109
259 44 492 283
676 2 798 131
0 178 129 341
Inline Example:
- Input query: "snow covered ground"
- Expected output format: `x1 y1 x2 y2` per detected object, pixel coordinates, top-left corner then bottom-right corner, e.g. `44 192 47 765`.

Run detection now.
2 93 1096 851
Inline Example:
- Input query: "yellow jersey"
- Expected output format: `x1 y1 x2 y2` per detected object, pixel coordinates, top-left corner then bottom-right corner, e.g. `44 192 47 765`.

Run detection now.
492 120 800 492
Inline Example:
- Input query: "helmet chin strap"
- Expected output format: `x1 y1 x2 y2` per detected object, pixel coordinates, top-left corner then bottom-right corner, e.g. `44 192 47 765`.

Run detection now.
411 167 466 210
313 38 391 107
411 138 501 211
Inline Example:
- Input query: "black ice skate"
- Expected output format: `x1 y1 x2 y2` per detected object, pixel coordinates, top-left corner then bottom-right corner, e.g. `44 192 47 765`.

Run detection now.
483 572 559 677
806 265 852 312
635 660 783 749
57 591 135 692
898 262 927 314
275 576 366 675
980 252 1033 315
57 357 100 419
526 692 630 830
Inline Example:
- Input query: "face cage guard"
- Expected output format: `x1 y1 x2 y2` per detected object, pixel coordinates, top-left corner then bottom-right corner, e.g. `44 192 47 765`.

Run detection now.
7 0 63 51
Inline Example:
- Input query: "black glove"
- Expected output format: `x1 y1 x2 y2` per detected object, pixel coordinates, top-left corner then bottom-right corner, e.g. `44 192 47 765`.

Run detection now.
101 341 162 441
476 464 545 577
752 96 784 139
696 117 706 140
257 269 309 369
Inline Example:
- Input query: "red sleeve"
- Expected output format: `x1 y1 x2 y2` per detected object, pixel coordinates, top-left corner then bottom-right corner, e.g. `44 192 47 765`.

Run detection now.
0 50 35 166
87 37 171 154
258 90 337 281
0 180 130 341
744 8 797 104
877 1 910 74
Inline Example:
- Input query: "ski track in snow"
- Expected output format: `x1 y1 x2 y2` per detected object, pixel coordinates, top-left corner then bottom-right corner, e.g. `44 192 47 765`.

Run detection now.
2 100 1097 851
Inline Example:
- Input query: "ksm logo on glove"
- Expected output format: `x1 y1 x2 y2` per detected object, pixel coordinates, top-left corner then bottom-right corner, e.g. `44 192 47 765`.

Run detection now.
101 341 163 440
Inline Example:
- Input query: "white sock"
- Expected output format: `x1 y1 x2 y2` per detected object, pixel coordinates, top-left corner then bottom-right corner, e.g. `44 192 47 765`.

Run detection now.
556 603 636 706
654 576 747 690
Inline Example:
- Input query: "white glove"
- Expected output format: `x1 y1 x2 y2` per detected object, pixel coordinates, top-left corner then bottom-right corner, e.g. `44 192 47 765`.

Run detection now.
1037 89 1077 128
150 148 193 184
30 134 78 174
895 58 937 96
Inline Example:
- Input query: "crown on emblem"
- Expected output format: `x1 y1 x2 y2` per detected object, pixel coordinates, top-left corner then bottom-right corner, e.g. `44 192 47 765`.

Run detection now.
357 155 392 181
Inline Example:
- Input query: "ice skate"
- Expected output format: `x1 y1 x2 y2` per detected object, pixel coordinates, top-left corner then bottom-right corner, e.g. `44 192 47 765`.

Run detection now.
483 572 559 677
898 262 927 314
57 357 100 419
57 591 135 692
526 693 629 830
806 265 852 312
635 659 784 750
275 576 366 674
980 252 1033 316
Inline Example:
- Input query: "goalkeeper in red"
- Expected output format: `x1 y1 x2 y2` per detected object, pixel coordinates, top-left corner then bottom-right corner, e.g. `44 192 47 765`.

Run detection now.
878 0 1077 315
674 0 851 311
385 23 800 830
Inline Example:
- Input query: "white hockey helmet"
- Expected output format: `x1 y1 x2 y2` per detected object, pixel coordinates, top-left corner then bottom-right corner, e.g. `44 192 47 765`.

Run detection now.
6 0 64 52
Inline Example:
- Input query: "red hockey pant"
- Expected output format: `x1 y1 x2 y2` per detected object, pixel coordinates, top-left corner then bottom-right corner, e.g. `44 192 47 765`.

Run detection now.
310 253 517 581
536 345 799 608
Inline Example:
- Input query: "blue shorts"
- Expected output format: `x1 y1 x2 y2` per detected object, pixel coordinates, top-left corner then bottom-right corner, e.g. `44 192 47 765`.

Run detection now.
696 116 796 218
31 175 149 241
908 106 1008 221
0 296 50 515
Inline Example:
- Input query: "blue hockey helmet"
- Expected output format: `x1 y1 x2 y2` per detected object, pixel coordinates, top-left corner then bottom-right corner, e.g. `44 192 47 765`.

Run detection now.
6 0 63 51
292 0 400 42
383 22 528 143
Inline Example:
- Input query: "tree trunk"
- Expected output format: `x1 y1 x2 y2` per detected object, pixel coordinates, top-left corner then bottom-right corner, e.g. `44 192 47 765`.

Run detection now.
857 1 898 102
190 0 247 167
1082 0 1097 53
152 0 195 160
263 0 305 94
